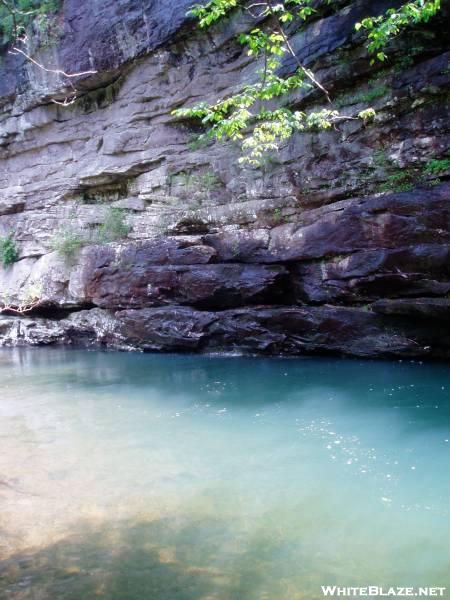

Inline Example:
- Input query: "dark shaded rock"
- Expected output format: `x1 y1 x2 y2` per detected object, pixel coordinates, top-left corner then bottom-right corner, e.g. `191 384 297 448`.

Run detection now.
292 244 450 304
115 306 217 351
84 237 217 270
2 303 449 359
372 298 450 320
86 262 290 310
392 50 450 99
204 229 273 263
115 305 450 358
272 185 450 261
284 0 404 73
0 199 26 216
60 0 199 75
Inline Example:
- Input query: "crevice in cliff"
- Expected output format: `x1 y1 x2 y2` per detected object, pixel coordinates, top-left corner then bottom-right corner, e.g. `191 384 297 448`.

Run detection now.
0 302 97 321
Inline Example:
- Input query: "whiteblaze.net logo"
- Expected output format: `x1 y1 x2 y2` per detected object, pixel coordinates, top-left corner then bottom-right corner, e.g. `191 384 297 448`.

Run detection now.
321 587 447 597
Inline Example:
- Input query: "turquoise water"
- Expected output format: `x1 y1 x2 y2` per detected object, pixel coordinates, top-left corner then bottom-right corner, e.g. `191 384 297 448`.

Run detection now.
0 349 449 599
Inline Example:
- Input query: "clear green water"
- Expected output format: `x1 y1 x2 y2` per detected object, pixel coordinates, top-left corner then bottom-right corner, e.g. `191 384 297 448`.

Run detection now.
0 349 449 600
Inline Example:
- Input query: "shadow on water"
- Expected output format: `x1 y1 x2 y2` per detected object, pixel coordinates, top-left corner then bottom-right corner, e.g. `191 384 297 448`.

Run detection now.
0 517 229 600
2 507 449 600
0 514 306 600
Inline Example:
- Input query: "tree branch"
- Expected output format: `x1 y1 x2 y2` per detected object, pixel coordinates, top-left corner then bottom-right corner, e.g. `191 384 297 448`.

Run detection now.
10 45 97 79
2 1 97 106
0 297 42 315
266 1 331 103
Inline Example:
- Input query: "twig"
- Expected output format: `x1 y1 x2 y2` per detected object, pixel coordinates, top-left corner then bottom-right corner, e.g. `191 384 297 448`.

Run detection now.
0 0 37 17
267 2 331 103
2 1 97 107
0 298 42 315
10 46 97 78
0 479 40 496
245 2 270 18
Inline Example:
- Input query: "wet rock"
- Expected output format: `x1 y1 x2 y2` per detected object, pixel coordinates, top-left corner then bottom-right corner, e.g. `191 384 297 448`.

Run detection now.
116 306 217 351
0 314 68 346
1 303 448 359
114 305 450 358
0 309 120 348
113 306 450 356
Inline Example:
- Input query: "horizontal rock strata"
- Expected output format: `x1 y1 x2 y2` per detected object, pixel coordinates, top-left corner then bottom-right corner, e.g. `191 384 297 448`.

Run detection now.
0 0 449 358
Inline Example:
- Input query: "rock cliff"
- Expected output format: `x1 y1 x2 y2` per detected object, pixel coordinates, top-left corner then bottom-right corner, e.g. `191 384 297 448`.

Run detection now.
0 0 449 358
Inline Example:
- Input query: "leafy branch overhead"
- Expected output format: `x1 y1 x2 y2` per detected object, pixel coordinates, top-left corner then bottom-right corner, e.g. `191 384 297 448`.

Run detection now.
173 0 441 165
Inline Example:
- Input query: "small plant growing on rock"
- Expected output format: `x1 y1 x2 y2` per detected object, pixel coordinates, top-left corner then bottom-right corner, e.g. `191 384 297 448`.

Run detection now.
272 208 284 224
169 170 220 200
0 234 19 267
96 208 131 243
358 108 376 123
187 134 211 152
196 171 220 192
52 228 87 260
378 170 415 193
423 158 450 177
52 209 131 261
373 147 391 169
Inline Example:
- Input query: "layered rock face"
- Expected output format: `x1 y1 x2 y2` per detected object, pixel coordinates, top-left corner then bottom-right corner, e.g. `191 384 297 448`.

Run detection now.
0 0 449 357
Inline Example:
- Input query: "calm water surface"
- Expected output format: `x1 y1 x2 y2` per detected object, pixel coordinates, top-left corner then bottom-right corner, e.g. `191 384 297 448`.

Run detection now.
0 349 449 599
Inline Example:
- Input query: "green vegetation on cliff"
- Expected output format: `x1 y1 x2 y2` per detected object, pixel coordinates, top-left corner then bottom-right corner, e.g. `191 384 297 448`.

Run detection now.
0 0 58 46
0 234 19 267
52 208 131 261
173 0 442 164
